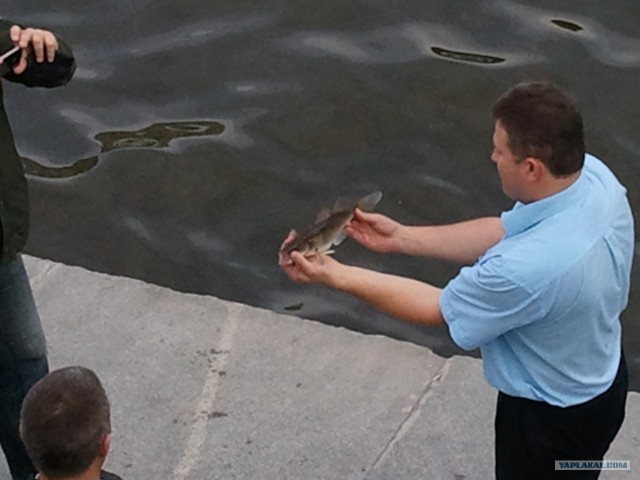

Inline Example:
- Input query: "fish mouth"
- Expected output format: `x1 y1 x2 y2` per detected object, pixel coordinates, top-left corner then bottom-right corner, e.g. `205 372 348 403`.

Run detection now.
278 229 299 265
278 250 294 266
279 229 302 253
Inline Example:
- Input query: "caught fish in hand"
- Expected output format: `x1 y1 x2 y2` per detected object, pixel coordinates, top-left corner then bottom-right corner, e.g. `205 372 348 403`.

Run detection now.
278 191 383 266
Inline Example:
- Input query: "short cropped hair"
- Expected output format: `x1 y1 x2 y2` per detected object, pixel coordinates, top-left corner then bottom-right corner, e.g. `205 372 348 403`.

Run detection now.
20 366 111 478
491 82 585 176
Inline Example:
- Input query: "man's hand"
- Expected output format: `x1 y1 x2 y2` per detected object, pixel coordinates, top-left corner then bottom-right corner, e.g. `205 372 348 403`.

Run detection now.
346 209 404 253
9 25 59 75
280 251 344 287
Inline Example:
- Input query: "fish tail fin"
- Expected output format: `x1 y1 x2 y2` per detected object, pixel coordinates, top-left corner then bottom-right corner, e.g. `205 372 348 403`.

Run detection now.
357 190 383 212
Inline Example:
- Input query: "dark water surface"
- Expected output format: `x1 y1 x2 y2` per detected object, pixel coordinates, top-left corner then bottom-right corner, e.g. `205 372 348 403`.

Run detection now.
3 1 639 389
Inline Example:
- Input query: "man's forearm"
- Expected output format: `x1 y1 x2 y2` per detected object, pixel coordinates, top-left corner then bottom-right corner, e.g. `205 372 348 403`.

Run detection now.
397 217 504 264
332 264 445 327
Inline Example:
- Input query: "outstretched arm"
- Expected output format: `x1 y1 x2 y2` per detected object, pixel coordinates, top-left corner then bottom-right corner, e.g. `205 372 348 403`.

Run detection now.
282 252 445 327
0 19 75 87
347 209 503 264
396 216 504 263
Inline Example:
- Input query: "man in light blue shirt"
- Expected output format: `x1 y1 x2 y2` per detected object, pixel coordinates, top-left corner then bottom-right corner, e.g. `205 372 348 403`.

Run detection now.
281 82 634 479
441 152 633 408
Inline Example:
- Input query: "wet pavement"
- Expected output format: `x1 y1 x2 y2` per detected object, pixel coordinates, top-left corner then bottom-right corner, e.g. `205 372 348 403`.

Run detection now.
0 256 638 479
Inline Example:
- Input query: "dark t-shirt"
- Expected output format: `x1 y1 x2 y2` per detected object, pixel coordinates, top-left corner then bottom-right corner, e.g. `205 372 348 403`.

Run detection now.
30 470 123 480
101 470 124 480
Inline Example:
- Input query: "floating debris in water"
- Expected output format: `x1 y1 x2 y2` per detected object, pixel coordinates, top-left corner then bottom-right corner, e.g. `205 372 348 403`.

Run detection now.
551 19 583 32
284 302 304 312
431 47 505 65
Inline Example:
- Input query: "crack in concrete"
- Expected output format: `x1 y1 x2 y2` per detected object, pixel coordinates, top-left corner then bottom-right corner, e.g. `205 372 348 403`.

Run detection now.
366 356 452 477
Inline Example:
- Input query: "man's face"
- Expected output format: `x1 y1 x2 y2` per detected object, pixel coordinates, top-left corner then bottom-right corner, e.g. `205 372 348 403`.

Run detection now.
491 121 528 200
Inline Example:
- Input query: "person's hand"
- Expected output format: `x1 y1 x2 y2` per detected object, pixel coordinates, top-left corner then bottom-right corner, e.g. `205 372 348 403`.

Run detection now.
346 208 403 253
9 26 59 75
280 251 343 287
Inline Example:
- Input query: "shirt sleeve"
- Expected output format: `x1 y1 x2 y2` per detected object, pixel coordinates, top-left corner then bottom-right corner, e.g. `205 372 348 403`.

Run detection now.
439 255 545 351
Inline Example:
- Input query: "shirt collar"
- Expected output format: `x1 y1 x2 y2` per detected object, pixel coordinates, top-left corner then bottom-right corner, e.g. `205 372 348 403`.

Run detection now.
501 169 587 238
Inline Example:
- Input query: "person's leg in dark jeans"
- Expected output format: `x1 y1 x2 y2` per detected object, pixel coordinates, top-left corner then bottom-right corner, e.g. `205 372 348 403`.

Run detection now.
495 352 628 480
0 256 49 480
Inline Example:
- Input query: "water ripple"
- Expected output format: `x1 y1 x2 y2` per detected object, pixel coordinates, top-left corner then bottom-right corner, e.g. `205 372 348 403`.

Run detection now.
421 175 468 197
129 14 278 57
496 0 640 67
403 23 540 67
281 22 541 67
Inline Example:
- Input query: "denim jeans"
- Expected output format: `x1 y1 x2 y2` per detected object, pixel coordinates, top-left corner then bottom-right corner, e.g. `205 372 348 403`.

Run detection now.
0 256 48 480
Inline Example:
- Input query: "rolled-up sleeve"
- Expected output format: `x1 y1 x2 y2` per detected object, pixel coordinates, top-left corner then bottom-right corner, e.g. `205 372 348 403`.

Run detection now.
440 256 544 350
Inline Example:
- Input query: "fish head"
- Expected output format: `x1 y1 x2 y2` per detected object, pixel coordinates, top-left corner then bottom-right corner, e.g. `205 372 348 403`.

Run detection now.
278 228 328 266
286 235 326 257
281 210 353 257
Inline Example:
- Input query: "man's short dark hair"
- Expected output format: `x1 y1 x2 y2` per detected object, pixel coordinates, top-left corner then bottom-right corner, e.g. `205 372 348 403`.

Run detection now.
20 366 111 478
491 82 585 176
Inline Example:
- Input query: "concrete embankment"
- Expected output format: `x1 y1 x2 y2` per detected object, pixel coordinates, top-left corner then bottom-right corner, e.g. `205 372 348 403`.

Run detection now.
1 256 637 479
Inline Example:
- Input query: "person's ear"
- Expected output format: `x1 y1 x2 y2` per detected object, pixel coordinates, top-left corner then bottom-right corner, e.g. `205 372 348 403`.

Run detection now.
99 433 111 457
524 157 545 181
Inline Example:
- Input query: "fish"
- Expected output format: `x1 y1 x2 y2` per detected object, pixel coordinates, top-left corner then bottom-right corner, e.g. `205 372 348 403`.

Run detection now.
279 191 383 265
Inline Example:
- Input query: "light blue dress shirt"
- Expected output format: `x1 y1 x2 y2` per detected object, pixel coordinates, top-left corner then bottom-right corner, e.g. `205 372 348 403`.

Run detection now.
440 154 635 407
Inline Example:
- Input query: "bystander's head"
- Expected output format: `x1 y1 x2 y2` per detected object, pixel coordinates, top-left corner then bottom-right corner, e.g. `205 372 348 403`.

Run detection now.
19 366 113 480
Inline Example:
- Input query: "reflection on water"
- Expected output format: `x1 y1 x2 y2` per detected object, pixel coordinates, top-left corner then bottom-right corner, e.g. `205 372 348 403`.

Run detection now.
96 121 225 151
22 156 98 179
497 1 640 67
21 120 225 178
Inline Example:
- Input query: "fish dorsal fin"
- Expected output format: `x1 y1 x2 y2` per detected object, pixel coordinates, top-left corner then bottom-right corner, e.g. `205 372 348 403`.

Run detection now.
357 190 383 212
315 207 332 223
333 196 354 213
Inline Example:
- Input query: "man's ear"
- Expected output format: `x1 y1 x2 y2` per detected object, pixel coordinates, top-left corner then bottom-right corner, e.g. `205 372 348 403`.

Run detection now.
524 157 545 181
99 433 111 458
